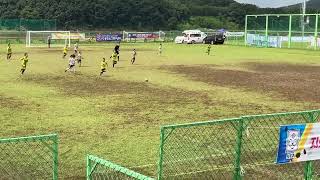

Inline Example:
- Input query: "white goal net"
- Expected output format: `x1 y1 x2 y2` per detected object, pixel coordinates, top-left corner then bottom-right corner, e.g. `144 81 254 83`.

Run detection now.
26 31 71 47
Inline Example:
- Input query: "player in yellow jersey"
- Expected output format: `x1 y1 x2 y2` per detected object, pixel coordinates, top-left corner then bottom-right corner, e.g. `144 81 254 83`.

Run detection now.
63 45 68 59
110 51 118 68
20 53 29 75
206 44 211 55
7 43 12 60
100 58 108 76
131 49 137 64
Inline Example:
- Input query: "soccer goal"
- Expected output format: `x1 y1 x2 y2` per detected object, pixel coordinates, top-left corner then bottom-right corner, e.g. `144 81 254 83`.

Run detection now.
26 31 71 47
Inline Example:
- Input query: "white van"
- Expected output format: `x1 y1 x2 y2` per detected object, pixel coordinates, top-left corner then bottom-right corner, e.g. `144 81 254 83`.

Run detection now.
175 30 207 44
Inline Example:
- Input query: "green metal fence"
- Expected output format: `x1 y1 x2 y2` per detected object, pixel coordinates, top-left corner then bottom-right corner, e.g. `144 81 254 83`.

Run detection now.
0 134 59 180
86 155 154 180
157 110 320 180
245 14 320 49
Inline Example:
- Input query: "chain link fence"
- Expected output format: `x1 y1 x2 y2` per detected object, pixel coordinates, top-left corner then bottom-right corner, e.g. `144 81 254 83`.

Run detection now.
157 110 320 180
1 111 320 179
0 19 56 31
0 134 58 180
246 14 320 49
86 155 154 180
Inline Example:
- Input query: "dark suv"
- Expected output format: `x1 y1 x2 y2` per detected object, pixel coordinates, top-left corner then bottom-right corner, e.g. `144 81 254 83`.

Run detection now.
203 33 225 44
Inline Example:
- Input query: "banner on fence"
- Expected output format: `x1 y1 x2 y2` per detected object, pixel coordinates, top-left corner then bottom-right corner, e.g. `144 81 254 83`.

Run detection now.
96 34 122 42
226 32 245 37
52 33 85 40
276 123 320 164
128 32 159 39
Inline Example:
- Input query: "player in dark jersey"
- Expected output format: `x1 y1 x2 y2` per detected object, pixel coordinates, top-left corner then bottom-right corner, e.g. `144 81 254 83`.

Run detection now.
114 45 120 61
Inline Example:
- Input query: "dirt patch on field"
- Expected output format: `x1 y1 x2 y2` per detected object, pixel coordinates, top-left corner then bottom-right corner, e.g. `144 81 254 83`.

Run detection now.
0 95 27 109
161 64 320 103
23 74 273 124
23 74 185 96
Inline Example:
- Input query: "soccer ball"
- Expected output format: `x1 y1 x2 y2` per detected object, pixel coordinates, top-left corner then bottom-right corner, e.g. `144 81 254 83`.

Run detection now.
145 78 149 82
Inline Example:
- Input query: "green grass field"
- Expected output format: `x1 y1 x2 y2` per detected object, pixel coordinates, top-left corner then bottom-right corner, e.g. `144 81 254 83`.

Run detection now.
0 43 320 179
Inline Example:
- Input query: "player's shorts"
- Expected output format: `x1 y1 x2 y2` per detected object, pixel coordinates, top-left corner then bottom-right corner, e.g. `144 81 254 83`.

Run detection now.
77 60 81 63
113 60 117 64
69 64 75 68
64 53 67 56
132 57 135 60
21 66 26 70
7 53 12 55
101 68 106 72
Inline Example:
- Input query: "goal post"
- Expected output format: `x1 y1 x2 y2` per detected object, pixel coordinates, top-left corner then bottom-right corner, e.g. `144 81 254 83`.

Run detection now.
26 31 71 47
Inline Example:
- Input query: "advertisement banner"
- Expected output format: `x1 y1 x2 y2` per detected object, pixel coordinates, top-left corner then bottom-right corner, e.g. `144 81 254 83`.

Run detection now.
51 33 85 40
96 34 122 42
226 32 245 37
276 123 320 164
128 33 159 39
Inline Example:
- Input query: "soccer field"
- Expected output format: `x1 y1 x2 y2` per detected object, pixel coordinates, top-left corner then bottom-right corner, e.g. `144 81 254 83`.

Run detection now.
0 43 320 178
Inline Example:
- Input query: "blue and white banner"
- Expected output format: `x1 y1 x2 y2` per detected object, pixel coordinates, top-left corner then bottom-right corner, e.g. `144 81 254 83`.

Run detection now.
96 34 122 42
276 123 320 164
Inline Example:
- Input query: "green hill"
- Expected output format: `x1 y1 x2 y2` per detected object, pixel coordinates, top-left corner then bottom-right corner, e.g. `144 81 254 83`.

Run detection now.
308 0 320 8
288 0 320 9
0 0 311 30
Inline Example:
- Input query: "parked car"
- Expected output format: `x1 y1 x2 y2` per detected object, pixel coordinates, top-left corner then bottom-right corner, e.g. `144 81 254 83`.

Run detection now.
203 33 225 44
175 30 207 44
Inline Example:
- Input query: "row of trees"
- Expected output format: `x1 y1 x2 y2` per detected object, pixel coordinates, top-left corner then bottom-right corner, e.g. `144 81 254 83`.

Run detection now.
0 0 318 30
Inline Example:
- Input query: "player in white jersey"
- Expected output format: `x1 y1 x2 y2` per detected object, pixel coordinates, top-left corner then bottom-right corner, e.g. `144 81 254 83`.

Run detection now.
74 43 79 53
65 54 76 73
76 51 83 67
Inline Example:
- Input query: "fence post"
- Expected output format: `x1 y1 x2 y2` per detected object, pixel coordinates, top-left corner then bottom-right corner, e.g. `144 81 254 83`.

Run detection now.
304 112 316 180
52 134 59 180
288 15 292 48
244 15 248 46
86 155 92 180
265 15 269 47
157 127 166 180
233 118 245 180
314 14 318 50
